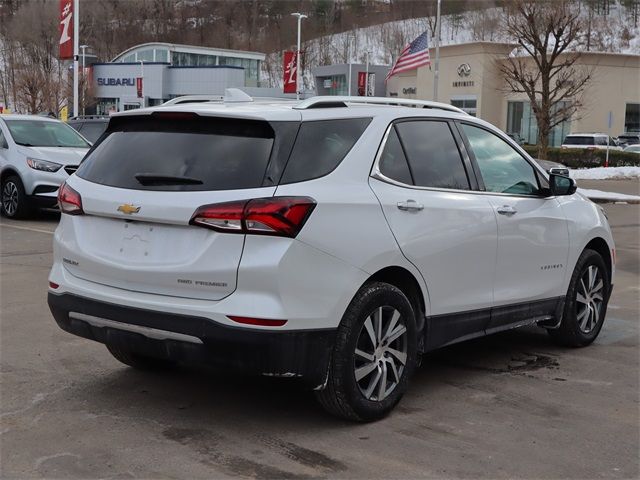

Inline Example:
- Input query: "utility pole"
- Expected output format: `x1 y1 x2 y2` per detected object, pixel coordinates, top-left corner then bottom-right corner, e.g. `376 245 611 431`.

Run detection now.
347 36 353 96
140 60 144 108
433 0 441 102
72 0 79 117
364 51 370 97
80 44 88 116
291 12 308 100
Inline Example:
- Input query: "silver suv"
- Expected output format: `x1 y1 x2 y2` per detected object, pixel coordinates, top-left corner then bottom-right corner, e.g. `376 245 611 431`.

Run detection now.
0 115 90 218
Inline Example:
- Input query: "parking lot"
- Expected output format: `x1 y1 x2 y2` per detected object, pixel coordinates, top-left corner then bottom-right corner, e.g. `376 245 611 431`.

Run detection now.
1 180 638 479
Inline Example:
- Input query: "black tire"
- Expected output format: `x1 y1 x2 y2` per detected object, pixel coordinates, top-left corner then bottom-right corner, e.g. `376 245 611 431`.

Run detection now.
106 344 177 371
315 282 418 422
1 175 32 219
549 249 610 347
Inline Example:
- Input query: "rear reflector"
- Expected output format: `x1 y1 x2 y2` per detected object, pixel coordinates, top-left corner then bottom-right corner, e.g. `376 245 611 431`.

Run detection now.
227 316 287 327
190 197 316 238
58 182 84 215
49 281 59 289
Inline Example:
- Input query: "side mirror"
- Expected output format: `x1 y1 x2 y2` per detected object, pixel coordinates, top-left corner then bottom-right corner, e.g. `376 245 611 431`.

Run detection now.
550 173 577 196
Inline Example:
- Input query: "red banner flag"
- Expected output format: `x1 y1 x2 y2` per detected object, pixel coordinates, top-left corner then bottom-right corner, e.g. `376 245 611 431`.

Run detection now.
283 51 297 94
59 0 74 60
136 77 143 98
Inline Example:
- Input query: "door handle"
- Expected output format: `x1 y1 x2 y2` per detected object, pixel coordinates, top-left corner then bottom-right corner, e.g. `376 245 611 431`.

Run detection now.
397 200 424 212
496 205 517 216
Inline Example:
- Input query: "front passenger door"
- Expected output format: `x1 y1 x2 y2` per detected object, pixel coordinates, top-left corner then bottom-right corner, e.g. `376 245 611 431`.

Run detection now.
459 123 570 329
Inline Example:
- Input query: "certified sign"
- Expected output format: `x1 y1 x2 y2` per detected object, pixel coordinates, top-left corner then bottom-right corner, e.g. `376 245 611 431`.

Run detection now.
457 63 471 77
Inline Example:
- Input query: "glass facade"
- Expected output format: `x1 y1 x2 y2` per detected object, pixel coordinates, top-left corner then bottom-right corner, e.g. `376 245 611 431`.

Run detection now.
624 103 639 133
320 75 348 95
506 101 571 147
450 97 477 116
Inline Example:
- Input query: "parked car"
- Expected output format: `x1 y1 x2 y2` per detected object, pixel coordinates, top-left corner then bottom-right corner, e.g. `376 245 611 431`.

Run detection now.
616 133 640 148
0 114 91 218
48 93 615 421
561 133 622 151
534 158 570 176
67 116 109 144
507 132 525 145
623 144 640 154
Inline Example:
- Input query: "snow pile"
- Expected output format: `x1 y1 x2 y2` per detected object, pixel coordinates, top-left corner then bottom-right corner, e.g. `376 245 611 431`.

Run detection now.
570 166 640 180
578 188 640 203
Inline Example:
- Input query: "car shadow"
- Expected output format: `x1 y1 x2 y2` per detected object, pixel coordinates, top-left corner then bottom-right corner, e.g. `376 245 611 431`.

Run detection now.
52 325 564 430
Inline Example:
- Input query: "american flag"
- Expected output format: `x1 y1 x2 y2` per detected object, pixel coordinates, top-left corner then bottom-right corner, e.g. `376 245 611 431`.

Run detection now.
386 32 431 81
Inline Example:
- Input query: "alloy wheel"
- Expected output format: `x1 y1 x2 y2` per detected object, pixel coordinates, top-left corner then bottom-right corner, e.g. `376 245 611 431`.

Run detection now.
354 306 408 402
576 265 605 334
2 181 18 217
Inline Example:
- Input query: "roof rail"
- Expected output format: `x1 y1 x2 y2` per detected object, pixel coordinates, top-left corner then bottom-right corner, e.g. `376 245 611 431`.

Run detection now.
294 96 467 114
162 95 224 106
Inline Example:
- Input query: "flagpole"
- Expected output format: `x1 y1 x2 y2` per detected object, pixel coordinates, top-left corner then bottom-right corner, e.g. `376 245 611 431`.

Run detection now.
433 0 441 102
72 0 79 117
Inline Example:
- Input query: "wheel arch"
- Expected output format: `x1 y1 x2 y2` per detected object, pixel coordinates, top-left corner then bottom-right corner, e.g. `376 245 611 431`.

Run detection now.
1 167 22 185
366 266 426 333
584 237 612 281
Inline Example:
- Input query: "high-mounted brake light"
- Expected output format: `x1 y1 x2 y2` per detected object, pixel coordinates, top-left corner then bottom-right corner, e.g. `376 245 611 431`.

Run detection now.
58 182 84 215
190 197 316 238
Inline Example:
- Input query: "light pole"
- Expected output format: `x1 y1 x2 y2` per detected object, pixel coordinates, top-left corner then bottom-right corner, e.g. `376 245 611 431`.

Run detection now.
80 44 88 116
72 0 79 117
347 35 354 96
291 12 307 100
433 0 442 101
364 51 370 97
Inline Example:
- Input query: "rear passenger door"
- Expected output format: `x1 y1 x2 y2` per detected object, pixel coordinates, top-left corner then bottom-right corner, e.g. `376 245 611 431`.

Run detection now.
458 122 569 330
369 119 498 347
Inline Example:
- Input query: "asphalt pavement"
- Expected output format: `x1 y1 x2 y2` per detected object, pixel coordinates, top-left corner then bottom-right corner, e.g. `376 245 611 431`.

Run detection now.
1 180 638 479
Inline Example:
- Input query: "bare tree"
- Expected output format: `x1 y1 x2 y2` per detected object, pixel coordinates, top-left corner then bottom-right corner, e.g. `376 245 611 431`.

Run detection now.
498 0 593 159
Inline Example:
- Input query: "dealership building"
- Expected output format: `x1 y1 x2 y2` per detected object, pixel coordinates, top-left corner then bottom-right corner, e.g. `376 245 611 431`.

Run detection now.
386 42 640 145
91 43 265 114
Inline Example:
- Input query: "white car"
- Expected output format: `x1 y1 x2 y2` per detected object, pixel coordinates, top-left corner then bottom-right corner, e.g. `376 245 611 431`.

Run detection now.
623 144 640 153
561 133 622 151
48 94 615 421
0 115 91 218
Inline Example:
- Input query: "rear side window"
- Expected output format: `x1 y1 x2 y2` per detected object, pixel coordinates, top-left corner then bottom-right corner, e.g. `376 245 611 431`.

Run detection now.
378 127 413 185
77 115 275 191
280 118 371 184
395 120 470 190
563 136 594 146
78 122 108 143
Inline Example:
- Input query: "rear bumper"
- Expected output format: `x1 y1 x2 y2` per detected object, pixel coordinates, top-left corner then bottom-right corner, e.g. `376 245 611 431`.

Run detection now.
48 292 335 388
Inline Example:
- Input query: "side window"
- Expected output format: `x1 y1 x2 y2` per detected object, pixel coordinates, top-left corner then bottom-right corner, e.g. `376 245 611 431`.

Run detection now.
395 120 470 190
0 129 7 149
461 123 541 195
280 118 371 184
596 136 607 146
378 127 413 185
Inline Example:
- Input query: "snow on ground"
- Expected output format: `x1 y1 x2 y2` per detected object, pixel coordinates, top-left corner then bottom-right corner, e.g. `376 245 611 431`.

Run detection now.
570 166 640 180
578 188 640 204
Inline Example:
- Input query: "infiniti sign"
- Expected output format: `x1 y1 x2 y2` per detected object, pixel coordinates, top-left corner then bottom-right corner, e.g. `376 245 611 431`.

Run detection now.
457 63 471 77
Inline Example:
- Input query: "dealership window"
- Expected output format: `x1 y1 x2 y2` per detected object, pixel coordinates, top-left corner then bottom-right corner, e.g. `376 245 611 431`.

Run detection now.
96 99 118 116
506 100 570 147
155 49 168 62
624 103 639 133
450 96 477 116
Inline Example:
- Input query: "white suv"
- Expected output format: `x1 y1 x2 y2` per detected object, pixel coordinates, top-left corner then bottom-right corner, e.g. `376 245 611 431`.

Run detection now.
48 95 615 421
0 115 91 218
561 133 622 151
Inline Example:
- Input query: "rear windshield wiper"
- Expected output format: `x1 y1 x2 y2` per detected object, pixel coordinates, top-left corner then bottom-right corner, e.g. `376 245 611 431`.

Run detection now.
134 173 203 186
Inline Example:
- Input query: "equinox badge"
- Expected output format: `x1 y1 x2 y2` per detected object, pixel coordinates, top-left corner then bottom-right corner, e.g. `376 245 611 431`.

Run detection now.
117 204 141 215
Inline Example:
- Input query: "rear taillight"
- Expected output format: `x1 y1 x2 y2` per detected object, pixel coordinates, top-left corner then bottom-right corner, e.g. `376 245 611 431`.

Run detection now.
58 182 84 215
190 196 316 238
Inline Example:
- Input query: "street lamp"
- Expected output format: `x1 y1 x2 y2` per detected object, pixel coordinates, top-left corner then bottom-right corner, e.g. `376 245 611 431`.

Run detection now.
291 12 308 100
79 44 89 116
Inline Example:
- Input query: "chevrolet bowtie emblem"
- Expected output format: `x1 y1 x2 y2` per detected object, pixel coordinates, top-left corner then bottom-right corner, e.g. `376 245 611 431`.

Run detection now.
117 204 141 215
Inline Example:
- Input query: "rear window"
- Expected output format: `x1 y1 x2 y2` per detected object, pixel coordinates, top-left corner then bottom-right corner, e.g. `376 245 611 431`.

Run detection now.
563 136 595 146
280 118 371 184
76 115 276 191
